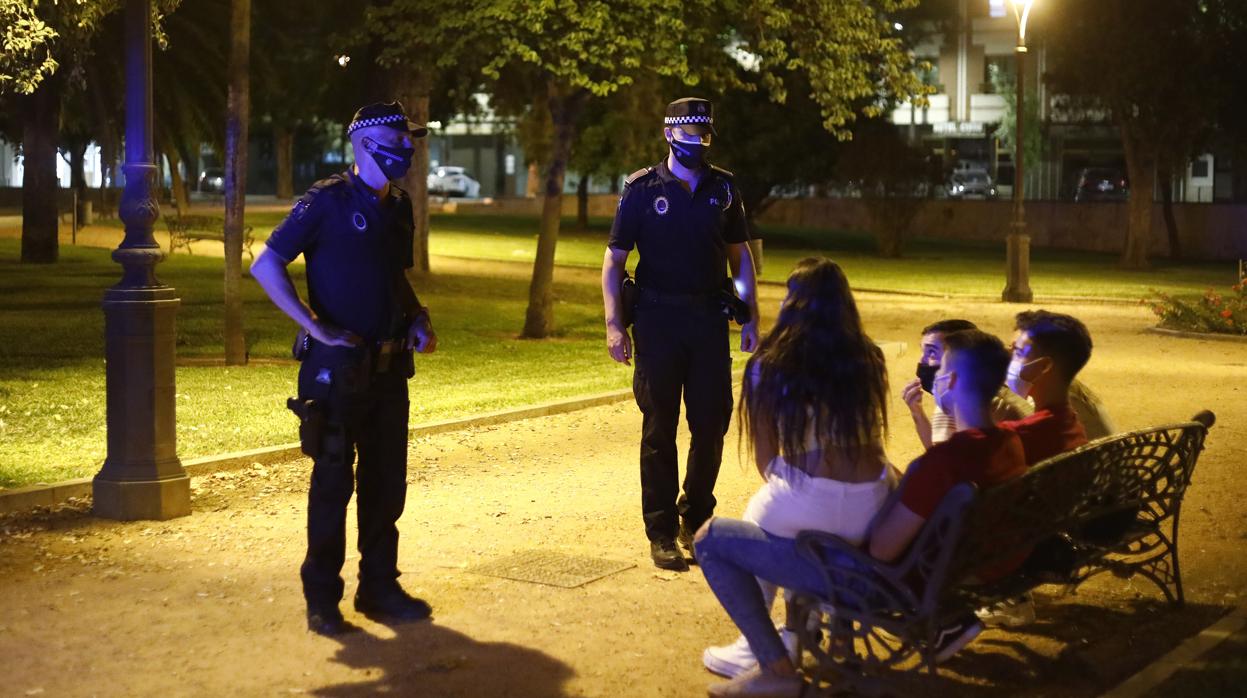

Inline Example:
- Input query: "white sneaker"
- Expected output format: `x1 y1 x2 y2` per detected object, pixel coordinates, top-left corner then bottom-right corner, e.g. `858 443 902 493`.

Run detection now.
707 666 805 698
975 593 1036 628
703 628 800 678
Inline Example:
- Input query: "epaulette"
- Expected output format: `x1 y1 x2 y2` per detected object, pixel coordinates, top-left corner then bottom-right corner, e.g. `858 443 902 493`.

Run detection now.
305 173 350 201
289 174 348 220
624 167 654 186
709 164 735 179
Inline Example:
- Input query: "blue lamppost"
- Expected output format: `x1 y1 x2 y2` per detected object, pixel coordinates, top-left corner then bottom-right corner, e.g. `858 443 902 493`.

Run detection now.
93 0 190 519
1002 0 1035 303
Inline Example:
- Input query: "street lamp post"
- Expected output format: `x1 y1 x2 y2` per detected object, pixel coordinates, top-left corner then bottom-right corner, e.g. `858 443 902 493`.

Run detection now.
1002 0 1035 303
93 0 191 520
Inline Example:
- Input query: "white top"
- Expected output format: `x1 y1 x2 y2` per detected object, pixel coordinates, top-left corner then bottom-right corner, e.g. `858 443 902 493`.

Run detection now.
742 458 892 544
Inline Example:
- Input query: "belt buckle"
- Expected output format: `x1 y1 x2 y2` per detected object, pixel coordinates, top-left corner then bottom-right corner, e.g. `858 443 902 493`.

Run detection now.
376 341 393 373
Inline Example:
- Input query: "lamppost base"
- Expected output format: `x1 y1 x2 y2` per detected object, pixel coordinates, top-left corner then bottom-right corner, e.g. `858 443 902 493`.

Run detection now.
93 472 190 520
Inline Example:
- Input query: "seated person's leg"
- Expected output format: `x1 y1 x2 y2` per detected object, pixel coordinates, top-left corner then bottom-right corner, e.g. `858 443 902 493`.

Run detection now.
695 517 831 669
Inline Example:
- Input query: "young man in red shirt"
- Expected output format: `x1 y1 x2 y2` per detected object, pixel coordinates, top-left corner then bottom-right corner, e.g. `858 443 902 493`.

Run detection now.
870 329 1027 662
1000 310 1094 462
978 310 1095 627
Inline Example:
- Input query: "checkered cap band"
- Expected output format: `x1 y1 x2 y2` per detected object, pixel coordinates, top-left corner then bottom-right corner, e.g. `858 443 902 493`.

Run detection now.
664 115 713 125
347 114 407 135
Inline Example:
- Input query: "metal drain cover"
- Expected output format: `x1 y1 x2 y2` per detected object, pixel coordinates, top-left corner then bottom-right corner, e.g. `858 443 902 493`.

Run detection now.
468 550 635 588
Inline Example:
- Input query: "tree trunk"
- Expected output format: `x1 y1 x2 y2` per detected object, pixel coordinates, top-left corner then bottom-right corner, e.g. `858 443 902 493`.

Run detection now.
395 72 432 275
165 146 190 215
21 79 61 263
1119 124 1155 270
1158 160 1182 261
576 174 589 232
525 161 540 198
1233 143 1247 204
223 0 251 365
69 141 88 230
274 124 294 200
522 84 586 339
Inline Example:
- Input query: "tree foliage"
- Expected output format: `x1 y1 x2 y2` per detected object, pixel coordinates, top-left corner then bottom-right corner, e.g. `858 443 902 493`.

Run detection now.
1043 0 1241 267
835 119 936 257
724 0 931 137
0 0 59 95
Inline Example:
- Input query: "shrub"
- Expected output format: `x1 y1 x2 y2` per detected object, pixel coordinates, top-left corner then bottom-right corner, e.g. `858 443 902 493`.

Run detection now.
1146 281 1247 336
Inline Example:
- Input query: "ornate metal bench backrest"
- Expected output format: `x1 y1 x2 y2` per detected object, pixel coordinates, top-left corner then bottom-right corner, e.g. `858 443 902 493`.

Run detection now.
940 418 1209 606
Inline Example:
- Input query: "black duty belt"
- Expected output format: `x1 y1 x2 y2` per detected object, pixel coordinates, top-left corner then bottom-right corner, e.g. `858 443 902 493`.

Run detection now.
304 336 410 375
636 286 718 308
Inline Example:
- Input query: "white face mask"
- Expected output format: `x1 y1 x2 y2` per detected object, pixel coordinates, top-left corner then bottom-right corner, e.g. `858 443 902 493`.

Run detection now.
932 372 952 413
1006 358 1034 398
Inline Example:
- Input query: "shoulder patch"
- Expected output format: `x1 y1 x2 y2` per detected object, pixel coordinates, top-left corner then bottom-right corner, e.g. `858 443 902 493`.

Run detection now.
709 164 735 179
624 167 654 186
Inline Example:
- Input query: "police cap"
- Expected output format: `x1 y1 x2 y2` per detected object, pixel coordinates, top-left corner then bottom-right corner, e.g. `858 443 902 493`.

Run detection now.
664 97 716 137
347 101 429 138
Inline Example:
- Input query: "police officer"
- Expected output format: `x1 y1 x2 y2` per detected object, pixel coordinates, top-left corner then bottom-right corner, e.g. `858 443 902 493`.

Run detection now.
601 97 760 571
251 102 438 635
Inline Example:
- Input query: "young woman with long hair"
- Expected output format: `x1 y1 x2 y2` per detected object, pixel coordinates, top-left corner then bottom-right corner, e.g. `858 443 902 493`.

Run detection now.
694 257 895 698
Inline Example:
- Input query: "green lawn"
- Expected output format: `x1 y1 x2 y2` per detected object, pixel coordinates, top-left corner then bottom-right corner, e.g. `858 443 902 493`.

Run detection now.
0 238 648 488
427 213 1237 300
2 209 1234 487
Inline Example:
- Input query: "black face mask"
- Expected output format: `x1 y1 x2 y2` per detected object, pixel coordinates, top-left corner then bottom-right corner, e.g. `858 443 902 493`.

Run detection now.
916 362 939 393
366 139 415 180
669 139 708 170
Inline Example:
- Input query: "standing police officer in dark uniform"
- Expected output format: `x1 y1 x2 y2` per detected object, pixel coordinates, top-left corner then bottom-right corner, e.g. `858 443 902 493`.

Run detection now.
602 97 760 571
252 102 438 635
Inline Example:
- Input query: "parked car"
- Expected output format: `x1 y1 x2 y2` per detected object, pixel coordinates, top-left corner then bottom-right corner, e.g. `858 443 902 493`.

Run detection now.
428 166 481 198
198 167 225 193
1073 167 1128 202
946 169 997 199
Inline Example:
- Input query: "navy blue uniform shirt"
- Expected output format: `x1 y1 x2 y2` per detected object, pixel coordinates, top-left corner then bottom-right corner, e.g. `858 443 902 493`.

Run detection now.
266 170 414 341
607 161 749 295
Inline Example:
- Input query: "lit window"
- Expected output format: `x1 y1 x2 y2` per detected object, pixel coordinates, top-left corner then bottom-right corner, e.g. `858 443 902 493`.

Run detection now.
989 0 1007 18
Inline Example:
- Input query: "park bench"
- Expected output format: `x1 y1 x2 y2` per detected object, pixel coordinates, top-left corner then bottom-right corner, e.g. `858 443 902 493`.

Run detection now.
164 214 255 259
789 410 1215 696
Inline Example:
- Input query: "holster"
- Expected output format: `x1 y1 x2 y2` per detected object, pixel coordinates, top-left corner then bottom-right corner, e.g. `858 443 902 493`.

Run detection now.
620 271 638 328
719 279 752 325
286 397 327 458
292 328 311 361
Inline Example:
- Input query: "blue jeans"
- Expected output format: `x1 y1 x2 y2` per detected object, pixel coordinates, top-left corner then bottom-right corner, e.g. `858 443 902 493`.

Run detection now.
695 517 838 666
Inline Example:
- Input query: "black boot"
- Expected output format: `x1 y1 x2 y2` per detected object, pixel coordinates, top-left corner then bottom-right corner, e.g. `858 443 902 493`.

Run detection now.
650 538 690 571
307 604 359 636
354 585 433 624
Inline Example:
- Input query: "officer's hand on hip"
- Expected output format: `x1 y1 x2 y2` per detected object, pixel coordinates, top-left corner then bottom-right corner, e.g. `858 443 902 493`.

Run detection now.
740 320 760 353
408 319 438 354
606 321 632 366
309 321 361 348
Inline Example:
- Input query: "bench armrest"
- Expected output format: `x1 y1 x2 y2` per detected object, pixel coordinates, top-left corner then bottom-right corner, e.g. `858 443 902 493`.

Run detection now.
795 530 922 622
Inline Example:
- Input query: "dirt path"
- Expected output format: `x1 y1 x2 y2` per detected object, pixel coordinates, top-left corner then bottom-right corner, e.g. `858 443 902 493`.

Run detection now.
1 296 1244 697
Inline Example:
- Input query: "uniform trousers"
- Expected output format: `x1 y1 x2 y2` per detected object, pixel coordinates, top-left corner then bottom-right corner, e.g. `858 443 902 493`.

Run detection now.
631 301 733 541
297 343 410 607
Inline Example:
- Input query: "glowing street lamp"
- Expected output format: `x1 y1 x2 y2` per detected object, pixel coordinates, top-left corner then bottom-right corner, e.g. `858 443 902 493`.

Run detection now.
1002 0 1035 303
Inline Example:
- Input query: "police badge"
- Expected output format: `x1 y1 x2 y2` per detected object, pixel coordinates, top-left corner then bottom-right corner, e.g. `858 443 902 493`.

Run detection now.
653 195 670 216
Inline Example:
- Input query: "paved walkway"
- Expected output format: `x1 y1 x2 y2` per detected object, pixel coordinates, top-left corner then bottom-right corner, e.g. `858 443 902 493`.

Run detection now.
1 292 1244 696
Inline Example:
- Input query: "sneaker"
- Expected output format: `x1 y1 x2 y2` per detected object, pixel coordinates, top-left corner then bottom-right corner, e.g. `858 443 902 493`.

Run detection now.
975 593 1036 628
707 666 805 698
931 617 983 664
650 538 690 571
703 628 800 678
